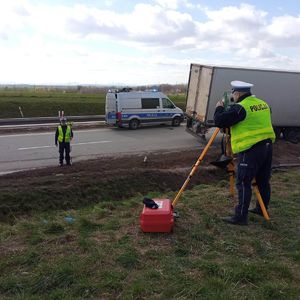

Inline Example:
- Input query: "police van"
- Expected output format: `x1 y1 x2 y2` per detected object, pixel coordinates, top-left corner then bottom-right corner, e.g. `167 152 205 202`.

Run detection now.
105 90 184 129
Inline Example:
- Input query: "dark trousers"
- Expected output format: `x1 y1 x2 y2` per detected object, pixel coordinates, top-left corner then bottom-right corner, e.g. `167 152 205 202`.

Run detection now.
235 140 273 220
59 142 71 165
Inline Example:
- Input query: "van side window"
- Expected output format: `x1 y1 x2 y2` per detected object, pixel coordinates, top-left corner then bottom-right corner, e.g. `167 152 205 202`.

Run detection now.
162 98 175 109
141 98 160 109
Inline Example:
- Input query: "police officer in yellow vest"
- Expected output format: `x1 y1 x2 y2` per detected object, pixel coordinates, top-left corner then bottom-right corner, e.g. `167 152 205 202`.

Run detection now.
55 117 73 166
214 81 275 225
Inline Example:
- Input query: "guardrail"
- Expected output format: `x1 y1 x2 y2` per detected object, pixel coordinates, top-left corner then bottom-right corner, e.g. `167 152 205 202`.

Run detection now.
0 115 105 126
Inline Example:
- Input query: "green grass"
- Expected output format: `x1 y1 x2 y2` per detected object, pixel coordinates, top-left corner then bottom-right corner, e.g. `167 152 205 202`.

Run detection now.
0 169 299 299
0 90 105 118
0 90 186 118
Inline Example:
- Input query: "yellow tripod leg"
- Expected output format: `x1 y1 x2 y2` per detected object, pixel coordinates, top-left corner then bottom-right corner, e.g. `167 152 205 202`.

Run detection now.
172 128 220 207
228 163 235 197
252 180 270 221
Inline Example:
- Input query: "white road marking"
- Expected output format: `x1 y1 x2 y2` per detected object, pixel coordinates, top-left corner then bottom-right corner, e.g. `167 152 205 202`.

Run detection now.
18 145 55 150
0 169 33 176
73 141 112 146
18 140 112 150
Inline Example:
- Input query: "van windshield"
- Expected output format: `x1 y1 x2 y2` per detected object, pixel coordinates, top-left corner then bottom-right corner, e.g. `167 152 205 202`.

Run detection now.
162 98 175 109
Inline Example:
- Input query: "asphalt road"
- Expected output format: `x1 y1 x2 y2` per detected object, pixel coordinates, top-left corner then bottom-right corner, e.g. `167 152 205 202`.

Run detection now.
0 125 218 174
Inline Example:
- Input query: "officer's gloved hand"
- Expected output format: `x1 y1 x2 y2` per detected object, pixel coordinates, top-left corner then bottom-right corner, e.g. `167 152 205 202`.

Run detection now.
143 197 159 209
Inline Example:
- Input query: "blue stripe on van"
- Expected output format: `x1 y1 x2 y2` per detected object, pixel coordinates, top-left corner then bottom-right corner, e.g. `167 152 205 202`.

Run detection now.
107 112 116 119
106 112 184 124
121 113 182 119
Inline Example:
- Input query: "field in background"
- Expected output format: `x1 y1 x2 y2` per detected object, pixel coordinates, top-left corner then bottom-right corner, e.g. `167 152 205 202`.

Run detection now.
0 167 299 299
0 89 186 118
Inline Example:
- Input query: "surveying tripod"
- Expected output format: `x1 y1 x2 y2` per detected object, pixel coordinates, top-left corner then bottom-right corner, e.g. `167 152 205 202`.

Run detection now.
172 127 270 221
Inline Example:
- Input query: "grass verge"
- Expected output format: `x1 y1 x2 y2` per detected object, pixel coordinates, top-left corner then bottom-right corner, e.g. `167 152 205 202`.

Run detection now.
0 169 299 299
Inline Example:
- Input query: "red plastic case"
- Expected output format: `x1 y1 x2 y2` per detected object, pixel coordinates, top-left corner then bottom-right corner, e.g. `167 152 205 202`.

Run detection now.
140 199 174 233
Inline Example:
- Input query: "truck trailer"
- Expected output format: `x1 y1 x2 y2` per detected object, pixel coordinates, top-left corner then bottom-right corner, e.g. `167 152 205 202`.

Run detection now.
186 64 300 143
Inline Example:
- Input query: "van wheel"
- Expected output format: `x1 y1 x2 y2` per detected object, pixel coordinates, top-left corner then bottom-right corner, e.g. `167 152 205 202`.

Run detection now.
129 119 139 130
172 117 181 127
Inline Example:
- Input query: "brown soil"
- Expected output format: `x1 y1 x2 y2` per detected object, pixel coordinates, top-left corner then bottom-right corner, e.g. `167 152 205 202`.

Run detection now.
0 139 299 222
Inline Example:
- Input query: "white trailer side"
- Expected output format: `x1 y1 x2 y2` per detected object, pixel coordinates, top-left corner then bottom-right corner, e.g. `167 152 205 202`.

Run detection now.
186 64 300 143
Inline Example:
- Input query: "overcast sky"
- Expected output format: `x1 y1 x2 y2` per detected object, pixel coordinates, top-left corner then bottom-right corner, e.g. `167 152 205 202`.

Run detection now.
1 0 300 85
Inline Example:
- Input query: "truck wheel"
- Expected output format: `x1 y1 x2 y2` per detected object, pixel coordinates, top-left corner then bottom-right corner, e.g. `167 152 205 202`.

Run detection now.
273 127 282 139
129 119 139 130
283 127 300 144
172 117 181 127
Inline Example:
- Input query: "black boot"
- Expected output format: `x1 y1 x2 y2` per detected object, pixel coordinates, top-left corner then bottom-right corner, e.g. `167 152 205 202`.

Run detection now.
222 215 248 225
248 207 264 216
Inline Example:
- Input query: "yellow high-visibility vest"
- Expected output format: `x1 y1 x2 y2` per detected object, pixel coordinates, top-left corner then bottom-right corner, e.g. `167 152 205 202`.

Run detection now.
57 125 71 142
231 96 275 154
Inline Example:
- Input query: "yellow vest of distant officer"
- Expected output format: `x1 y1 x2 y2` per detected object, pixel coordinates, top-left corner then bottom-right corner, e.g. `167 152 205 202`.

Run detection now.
231 96 275 154
57 125 72 143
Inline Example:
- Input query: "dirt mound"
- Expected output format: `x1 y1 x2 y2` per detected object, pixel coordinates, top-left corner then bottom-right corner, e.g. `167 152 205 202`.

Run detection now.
0 139 299 222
